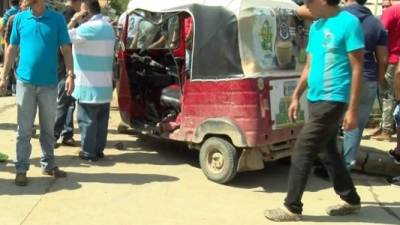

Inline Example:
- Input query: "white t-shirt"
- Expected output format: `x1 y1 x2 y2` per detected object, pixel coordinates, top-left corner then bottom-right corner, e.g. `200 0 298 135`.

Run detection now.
118 11 141 39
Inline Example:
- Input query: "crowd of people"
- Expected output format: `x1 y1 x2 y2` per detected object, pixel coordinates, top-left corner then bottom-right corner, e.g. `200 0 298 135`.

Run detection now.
0 0 399 222
0 0 115 185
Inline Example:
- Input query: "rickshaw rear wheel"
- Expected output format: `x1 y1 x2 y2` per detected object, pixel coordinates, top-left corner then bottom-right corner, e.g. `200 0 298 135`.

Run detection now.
199 137 239 184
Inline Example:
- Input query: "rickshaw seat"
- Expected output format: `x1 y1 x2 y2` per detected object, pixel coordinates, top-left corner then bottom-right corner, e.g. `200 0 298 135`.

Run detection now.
160 84 181 111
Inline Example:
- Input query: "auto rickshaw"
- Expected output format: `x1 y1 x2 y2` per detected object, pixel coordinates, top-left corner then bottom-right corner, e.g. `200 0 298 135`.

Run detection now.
117 0 310 183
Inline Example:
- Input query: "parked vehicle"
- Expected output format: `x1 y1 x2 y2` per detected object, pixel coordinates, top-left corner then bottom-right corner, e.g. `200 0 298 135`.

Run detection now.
117 0 310 183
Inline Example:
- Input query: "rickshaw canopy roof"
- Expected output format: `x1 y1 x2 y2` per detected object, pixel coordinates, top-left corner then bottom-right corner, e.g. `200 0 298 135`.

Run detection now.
127 0 296 14
126 0 300 80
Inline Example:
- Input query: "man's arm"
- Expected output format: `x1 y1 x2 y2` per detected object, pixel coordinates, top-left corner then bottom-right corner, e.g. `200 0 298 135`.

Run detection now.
375 45 388 86
288 54 310 122
68 10 88 29
148 35 167 49
0 45 19 92
395 61 400 101
60 44 75 95
343 50 364 131
296 5 316 20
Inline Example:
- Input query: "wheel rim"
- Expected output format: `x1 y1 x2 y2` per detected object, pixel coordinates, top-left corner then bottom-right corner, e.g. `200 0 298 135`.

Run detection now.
207 150 224 173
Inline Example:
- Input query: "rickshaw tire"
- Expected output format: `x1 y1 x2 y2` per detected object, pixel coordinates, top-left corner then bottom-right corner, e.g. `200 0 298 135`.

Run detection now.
199 137 239 184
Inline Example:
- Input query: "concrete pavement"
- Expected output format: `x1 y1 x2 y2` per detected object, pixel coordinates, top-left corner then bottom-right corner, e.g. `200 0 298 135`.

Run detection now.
0 96 399 225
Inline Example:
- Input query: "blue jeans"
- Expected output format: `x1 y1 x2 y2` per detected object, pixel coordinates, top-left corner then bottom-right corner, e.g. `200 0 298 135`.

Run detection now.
77 103 110 158
393 104 400 127
343 80 378 170
54 78 75 140
15 81 58 173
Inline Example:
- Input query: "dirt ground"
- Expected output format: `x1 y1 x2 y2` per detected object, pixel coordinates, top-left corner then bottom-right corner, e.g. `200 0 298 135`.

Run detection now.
0 95 399 225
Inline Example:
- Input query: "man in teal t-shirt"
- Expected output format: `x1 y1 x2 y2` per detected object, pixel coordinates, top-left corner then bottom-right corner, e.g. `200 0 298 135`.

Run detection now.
0 0 75 186
265 0 364 222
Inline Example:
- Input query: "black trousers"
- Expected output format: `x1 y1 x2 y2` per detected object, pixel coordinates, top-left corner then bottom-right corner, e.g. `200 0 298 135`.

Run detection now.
284 101 360 214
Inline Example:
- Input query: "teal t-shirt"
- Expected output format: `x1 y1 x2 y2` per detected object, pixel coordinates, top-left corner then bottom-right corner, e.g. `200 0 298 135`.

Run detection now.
10 9 71 86
306 10 364 103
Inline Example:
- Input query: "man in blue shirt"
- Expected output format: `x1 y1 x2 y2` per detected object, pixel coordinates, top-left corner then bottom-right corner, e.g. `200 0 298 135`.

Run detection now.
1 0 19 37
265 0 364 221
342 0 388 170
0 0 75 186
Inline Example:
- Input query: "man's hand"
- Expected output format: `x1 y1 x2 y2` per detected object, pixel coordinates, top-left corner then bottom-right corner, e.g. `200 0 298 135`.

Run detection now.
72 10 89 22
288 98 300 123
68 10 89 29
65 76 75 96
0 77 8 95
342 109 358 131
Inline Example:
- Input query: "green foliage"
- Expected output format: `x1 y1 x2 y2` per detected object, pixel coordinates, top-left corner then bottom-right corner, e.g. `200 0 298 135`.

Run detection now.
110 0 130 14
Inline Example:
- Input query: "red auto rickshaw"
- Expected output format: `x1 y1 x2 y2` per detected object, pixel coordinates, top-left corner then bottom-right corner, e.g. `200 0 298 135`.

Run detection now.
118 0 310 183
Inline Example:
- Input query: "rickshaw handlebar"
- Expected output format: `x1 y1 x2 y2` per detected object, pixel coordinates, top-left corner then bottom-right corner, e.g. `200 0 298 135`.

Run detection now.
131 54 170 72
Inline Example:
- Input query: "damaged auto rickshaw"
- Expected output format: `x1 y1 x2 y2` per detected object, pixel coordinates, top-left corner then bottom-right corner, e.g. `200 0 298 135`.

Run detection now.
117 0 310 183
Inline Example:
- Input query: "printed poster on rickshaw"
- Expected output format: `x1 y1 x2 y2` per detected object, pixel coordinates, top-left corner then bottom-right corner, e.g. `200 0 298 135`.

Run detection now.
239 6 311 76
269 79 309 129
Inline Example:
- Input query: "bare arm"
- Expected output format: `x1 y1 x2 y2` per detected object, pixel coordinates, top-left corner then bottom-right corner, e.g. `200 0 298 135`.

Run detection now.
293 55 310 100
68 19 79 29
60 44 73 76
60 44 75 95
343 50 364 130
1 45 18 81
394 62 400 101
68 10 88 29
148 35 167 49
288 55 310 122
0 45 18 93
375 45 388 86
296 5 316 20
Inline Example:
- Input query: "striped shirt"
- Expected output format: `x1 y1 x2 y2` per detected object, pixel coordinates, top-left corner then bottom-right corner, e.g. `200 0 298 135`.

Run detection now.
69 14 115 104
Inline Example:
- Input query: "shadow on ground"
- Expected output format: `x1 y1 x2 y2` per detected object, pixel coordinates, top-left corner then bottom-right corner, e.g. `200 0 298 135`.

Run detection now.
0 123 17 131
0 172 179 195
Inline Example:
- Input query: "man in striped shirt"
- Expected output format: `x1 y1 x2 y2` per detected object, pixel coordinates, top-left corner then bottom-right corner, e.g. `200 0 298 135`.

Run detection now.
68 0 115 161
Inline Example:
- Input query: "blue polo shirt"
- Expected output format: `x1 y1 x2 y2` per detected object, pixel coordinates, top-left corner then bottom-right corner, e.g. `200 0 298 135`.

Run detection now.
10 9 71 86
306 10 364 103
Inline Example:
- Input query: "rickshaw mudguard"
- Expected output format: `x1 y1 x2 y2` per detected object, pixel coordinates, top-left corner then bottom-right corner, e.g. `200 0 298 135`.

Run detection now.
193 118 247 147
192 118 265 172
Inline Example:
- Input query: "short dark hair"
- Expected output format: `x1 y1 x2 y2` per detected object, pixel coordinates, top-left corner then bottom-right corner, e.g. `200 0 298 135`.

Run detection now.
326 0 341 5
10 0 19 6
356 0 367 5
84 0 101 15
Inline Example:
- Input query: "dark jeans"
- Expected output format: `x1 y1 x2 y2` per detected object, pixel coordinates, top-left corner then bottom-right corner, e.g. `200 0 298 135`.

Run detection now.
54 78 75 140
77 103 110 158
284 101 360 214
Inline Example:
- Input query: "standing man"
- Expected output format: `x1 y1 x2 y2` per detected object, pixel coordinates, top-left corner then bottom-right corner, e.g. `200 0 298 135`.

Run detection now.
68 0 115 161
54 0 82 147
342 0 388 169
371 1 400 141
0 0 74 186
264 0 364 221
